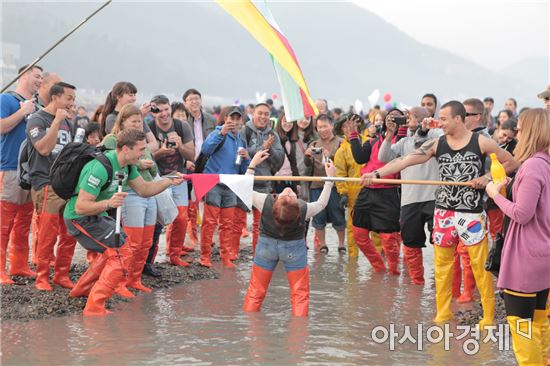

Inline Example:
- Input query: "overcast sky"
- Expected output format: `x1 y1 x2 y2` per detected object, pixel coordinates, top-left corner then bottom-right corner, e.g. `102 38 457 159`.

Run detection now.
353 0 549 71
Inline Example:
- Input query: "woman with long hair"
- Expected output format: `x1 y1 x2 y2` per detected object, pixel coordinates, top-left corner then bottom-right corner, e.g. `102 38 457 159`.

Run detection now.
273 111 300 193
486 108 550 366
100 81 158 152
102 104 158 295
294 116 316 201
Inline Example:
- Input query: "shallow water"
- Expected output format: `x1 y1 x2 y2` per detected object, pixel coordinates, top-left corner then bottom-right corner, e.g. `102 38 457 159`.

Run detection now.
1 231 516 365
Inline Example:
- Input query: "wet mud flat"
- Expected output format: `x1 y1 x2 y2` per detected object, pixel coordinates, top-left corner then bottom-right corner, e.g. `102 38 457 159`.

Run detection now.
0 247 253 322
455 293 507 325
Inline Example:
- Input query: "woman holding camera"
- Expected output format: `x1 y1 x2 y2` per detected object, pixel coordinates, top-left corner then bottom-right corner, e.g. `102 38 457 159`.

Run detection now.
349 108 405 274
243 150 335 316
486 108 550 366
100 104 158 294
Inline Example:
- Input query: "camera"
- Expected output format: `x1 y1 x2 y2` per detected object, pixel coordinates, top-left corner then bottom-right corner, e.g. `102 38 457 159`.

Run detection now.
392 116 408 125
167 141 177 148
312 147 323 154
150 105 160 114
115 171 127 181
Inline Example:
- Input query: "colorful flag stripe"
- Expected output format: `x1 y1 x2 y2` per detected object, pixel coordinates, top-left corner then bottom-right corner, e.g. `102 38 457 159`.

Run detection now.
217 0 318 121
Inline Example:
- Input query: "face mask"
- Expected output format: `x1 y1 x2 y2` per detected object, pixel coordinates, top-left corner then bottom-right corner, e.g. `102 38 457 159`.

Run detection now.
376 125 383 134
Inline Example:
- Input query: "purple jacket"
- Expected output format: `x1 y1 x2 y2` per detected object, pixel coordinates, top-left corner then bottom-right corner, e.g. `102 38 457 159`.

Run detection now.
494 152 550 292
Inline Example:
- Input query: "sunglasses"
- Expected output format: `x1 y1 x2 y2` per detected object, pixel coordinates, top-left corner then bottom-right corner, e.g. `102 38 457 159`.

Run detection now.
465 112 481 117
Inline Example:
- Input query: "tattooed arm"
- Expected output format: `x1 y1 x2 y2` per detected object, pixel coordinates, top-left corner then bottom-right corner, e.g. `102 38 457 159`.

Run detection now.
360 138 438 186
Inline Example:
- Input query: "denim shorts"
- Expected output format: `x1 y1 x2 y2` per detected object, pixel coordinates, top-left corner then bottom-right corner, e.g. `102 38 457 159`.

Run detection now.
254 236 307 272
121 189 157 227
309 187 346 231
205 183 237 208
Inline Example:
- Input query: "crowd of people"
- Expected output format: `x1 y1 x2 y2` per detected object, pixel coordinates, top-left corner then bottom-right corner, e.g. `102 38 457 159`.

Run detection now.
1 64 549 365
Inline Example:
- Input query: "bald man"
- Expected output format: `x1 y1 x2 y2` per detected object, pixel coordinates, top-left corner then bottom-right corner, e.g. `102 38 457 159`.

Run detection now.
378 106 442 285
37 72 61 108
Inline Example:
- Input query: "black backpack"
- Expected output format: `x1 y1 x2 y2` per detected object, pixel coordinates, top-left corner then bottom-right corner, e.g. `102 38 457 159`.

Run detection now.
49 143 112 200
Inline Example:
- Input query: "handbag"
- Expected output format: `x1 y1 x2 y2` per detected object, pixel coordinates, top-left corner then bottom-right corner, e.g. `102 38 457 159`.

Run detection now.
154 175 178 226
485 232 504 277
484 174 517 277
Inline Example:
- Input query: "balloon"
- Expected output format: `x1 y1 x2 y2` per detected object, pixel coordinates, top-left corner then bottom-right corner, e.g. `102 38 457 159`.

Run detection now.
383 93 392 102
234 100 240 105
272 93 278 100
367 89 380 108
385 102 393 111
392 102 398 108
354 100 363 114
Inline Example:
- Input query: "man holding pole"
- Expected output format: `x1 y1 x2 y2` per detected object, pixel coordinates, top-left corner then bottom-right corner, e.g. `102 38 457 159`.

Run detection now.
65 129 185 316
361 101 519 328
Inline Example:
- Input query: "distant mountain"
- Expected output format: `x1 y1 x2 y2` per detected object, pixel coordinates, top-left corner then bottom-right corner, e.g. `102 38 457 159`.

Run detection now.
2 2 545 109
499 57 549 91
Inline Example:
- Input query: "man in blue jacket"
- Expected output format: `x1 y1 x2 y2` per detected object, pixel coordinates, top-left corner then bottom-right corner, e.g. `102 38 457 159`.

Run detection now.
199 107 250 268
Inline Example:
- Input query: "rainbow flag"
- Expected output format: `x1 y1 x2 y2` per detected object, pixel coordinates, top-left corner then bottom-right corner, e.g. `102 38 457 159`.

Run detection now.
217 0 318 121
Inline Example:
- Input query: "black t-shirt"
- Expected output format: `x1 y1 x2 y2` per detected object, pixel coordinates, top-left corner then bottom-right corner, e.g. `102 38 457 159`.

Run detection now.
435 133 485 213
26 110 74 189
149 118 193 175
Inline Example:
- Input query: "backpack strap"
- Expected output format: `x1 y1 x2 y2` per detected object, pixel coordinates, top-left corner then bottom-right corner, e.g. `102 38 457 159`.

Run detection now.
6 91 26 103
174 119 185 140
245 125 254 146
213 134 227 154
148 119 158 140
95 154 113 192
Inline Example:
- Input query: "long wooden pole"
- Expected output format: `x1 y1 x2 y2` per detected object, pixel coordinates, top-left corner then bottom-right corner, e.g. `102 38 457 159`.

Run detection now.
253 175 473 187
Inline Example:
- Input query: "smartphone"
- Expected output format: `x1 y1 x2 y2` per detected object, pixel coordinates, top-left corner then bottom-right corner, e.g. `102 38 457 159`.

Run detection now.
392 116 407 125
165 174 181 179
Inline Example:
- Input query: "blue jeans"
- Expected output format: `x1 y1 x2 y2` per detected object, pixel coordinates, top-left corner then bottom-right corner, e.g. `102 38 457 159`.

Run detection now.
309 187 346 231
254 236 307 272
205 183 237 208
121 189 157 227
170 180 188 207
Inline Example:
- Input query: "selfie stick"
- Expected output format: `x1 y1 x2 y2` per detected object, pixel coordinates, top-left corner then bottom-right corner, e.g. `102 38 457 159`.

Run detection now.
114 171 127 247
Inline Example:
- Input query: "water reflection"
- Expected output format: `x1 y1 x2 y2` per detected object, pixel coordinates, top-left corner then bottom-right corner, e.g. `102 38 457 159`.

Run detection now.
1 244 516 365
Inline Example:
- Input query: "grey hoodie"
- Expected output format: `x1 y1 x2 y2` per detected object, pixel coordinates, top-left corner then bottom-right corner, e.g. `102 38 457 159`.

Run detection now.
241 121 284 193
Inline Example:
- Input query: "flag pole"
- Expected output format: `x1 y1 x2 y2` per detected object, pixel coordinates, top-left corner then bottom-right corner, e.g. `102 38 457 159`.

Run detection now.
1 0 112 93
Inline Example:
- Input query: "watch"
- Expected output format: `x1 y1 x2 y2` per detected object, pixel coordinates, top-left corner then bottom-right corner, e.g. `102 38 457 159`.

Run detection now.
374 170 381 179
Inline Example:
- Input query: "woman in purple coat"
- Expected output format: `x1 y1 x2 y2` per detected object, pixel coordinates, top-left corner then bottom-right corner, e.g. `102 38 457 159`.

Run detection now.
486 108 550 366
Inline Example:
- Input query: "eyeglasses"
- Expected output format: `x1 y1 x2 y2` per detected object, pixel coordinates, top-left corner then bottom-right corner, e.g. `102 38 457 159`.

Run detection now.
465 112 481 117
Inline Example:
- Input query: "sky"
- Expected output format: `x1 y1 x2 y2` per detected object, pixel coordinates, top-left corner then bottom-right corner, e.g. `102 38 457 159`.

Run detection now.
353 0 549 71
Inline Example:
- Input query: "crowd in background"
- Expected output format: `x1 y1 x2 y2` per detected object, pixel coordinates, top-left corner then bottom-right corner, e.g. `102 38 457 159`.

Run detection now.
1 65 549 365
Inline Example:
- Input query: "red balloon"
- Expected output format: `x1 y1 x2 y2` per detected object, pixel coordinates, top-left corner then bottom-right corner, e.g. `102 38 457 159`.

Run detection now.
272 93 278 100
383 93 392 102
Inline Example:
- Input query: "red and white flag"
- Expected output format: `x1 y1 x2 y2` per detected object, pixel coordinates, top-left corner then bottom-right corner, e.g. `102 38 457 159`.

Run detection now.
187 174 254 209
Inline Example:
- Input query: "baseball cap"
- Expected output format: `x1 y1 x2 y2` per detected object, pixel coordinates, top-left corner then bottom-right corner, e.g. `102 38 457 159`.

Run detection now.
229 107 243 116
